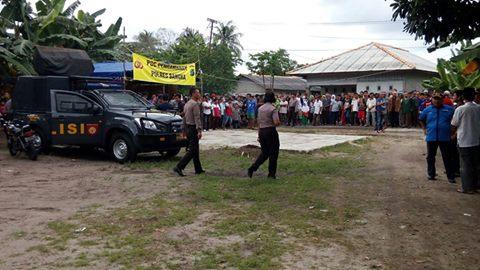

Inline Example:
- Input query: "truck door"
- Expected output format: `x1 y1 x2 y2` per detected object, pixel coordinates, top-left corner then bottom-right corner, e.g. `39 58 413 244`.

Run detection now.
50 90 104 146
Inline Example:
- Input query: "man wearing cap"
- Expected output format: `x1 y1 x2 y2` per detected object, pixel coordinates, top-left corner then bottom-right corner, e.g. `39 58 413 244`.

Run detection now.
248 92 281 179
173 87 205 177
451 88 480 194
419 93 456 182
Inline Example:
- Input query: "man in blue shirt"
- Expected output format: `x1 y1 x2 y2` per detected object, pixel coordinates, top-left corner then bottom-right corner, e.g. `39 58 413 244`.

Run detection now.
419 94 455 182
246 94 257 129
375 92 387 133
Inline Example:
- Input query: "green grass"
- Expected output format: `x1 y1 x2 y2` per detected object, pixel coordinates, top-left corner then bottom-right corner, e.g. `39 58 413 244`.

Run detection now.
31 141 370 269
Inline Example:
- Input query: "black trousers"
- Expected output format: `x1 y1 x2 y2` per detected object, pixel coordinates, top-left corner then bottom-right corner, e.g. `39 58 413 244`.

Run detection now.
459 146 480 192
427 141 455 180
287 107 296 126
389 112 399 127
176 125 203 172
250 127 280 177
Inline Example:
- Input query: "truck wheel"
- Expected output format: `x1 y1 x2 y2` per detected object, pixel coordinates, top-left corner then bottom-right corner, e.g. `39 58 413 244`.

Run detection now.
162 148 181 158
110 132 137 164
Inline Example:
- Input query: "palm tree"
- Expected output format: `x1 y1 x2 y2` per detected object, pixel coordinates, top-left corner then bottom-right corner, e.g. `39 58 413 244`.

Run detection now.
213 21 243 59
134 30 160 52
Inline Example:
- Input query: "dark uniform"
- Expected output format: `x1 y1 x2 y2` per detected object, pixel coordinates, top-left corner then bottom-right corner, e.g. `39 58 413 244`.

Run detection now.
176 99 204 174
248 102 280 178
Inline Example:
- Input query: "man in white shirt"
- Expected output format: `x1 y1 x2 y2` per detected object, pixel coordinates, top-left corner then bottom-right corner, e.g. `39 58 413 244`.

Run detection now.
313 95 323 126
451 88 480 194
366 93 377 127
202 97 212 131
351 93 360 126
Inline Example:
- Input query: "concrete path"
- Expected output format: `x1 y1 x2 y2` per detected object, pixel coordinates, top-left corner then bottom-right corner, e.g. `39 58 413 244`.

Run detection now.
200 129 366 152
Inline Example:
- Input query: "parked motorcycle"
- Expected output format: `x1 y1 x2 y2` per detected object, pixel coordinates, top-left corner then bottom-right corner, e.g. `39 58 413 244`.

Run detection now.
1 118 41 160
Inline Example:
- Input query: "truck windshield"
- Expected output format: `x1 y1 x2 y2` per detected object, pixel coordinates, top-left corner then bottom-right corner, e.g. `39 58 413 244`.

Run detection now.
101 91 149 109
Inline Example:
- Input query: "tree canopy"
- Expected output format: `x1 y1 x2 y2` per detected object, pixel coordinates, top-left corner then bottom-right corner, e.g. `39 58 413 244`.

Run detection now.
246 49 298 90
389 0 480 60
0 0 124 77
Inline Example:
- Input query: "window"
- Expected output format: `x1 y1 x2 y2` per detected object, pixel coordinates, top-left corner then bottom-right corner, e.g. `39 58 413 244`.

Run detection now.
377 86 381 91
389 85 393 90
366 86 370 91
56 93 93 114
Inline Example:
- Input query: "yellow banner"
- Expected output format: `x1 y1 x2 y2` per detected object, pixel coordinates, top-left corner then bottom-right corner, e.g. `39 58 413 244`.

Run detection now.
132 53 196 86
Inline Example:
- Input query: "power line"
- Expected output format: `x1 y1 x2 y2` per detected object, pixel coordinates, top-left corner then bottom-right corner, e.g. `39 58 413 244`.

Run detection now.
308 35 420 41
243 46 429 52
307 20 406 25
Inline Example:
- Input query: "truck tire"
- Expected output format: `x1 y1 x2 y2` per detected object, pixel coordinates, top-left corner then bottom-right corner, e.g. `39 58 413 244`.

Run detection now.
110 132 137 164
162 148 181 158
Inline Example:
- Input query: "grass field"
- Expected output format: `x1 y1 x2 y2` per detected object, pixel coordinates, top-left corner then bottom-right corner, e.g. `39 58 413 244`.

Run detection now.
24 139 371 269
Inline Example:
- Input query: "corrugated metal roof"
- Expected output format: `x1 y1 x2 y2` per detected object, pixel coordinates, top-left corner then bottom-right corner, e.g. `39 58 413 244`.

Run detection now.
288 42 437 75
240 74 308 91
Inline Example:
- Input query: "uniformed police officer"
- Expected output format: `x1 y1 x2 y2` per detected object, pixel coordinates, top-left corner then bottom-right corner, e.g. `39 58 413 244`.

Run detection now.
248 91 281 179
173 87 205 177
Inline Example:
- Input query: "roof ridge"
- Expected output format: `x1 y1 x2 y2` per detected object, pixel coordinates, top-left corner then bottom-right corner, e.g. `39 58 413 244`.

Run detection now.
373 43 416 69
287 42 374 74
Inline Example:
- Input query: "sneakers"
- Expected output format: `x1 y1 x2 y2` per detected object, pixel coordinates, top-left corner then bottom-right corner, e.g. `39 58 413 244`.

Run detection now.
195 170 206 175
427 175 436 181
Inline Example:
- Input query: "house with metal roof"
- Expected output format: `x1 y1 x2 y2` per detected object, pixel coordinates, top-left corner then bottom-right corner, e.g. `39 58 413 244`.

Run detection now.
234 74 308 96
288 42 438 94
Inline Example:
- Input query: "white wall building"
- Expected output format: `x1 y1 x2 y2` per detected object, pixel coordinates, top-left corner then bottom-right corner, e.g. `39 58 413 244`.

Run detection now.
288 42 438 94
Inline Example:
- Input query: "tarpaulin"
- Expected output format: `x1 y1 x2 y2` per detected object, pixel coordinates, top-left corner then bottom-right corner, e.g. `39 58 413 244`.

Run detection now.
33 46 94 76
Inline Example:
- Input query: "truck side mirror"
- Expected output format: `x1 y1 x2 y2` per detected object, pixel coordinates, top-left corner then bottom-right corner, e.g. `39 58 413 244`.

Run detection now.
92 104 102 115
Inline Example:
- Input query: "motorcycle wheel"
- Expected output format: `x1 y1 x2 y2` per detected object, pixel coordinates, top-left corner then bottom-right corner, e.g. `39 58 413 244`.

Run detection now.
7 141 18 156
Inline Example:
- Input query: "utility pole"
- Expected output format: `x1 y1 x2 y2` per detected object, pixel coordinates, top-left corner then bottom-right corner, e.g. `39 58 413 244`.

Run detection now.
207 18 218 53
122 26 127 90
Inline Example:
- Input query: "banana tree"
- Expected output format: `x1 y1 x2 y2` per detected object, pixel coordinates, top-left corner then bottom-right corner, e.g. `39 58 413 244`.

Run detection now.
422 58 480 91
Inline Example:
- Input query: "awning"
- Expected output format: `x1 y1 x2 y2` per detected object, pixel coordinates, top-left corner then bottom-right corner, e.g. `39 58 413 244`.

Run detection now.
92 62 132 78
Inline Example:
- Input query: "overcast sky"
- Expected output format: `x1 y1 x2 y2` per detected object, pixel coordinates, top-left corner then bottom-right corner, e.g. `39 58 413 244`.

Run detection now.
30 0 458 73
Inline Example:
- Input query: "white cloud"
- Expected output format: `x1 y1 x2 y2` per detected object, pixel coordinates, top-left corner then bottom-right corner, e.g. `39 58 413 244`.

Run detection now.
29 0 457 72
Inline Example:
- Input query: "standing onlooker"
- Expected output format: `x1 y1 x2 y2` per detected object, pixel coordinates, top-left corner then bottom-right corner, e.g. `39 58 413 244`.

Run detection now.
401 92 413 128
375 92 387 133
223 100 233 129
387 90 401 127
232 103 241 129
287 93 298 127
279 96 288 125
419 94 455 182
366 93 376 127
351 93 360 126
202 96 212 131
212 99 221 130
323 94 332 125
313 95 323 126
246 94 257 129
451 88 480 194
331 95 342 125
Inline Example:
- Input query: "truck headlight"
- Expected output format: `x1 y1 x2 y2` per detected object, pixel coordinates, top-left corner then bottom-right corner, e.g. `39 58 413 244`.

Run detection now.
135 118 157 130
143 120 157 130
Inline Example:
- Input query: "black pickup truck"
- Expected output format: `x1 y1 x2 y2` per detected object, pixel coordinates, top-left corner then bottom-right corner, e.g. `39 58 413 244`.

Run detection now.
11 76 187 163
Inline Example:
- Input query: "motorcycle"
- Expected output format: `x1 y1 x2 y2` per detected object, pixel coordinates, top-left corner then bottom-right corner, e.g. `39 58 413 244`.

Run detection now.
1 118 41 160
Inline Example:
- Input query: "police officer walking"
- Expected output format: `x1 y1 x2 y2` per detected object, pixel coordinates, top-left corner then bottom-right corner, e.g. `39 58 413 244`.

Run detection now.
248 92 281 179
173 87 205 177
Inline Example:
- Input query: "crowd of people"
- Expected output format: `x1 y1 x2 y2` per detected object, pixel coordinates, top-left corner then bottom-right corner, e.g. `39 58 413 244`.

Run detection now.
144 89 469 134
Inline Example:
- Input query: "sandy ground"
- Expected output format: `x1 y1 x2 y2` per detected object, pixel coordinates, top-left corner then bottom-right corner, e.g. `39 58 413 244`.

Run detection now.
0 127 479 269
